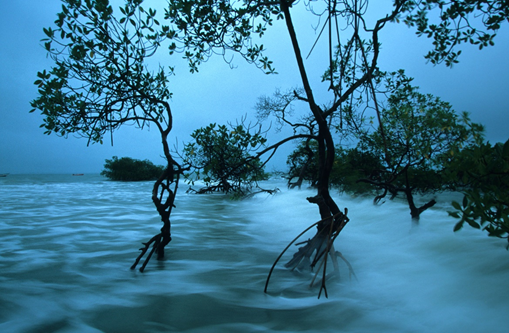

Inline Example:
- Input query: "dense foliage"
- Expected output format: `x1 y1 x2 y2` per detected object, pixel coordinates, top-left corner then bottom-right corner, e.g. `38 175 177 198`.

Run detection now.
352 79 484 221
332 147 384 196
449 139 509 246
183 123 268 194
286 140 319 188
30 0 184 271
30 0 173 144
403 0 509 66
287 78 484 221
101 156 165 181
286 142 381 195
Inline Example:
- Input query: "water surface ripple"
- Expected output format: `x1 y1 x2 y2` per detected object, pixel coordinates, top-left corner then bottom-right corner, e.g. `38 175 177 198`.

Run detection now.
1 174 508 332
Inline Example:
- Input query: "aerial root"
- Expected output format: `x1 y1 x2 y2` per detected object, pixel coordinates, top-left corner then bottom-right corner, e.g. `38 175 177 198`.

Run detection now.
130 233 162 272
336 251 357 281
264 208 352 298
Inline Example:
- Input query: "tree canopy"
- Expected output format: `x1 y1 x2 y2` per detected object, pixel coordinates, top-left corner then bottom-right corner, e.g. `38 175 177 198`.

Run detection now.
285 139 319 189
351 75 484 220
403 0 509 66
101 156 165 181
285 141 382 195
182 122 269 194
31 0 185 272
30 0 173 145
284 74 485 222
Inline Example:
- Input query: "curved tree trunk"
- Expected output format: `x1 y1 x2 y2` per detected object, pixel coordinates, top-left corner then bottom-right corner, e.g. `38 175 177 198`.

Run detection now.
130 163 179 272
267 1 405 297
280 0 344 223
285 124 348 272
131 103 183 272
278 1 349 297
404 187 437 224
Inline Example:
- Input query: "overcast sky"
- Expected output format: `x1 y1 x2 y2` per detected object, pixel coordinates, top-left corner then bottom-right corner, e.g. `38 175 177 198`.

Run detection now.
1 1 508 174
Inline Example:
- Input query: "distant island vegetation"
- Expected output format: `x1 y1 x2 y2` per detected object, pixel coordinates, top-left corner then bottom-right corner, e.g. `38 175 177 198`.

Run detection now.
101 156 164 181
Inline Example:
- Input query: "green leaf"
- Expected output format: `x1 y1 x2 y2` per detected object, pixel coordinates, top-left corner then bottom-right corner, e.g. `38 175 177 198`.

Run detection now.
465 218 481 229
453 221 463 232
448 211 459 219
462 195 468 208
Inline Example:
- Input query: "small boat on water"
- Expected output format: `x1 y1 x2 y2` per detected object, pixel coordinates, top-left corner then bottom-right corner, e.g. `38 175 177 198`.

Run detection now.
72 173 84 176
0 173 9 177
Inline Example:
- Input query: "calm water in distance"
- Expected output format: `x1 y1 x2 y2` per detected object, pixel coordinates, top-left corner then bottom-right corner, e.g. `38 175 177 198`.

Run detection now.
1 174 508 332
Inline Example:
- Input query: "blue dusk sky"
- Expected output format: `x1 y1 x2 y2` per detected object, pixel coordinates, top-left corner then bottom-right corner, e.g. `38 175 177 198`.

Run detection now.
0 0 508 174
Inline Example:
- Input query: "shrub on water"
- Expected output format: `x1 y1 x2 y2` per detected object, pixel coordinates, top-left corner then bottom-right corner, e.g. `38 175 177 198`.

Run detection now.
101 156 165 181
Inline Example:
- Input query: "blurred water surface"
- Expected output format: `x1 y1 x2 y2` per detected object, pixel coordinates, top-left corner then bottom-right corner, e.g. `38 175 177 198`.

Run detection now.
1 174 508 332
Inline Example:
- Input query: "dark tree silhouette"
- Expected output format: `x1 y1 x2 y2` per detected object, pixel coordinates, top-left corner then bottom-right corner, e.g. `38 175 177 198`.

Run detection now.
352 74 484 222
163 0 509 297
182 122 269 195
30 0 185 271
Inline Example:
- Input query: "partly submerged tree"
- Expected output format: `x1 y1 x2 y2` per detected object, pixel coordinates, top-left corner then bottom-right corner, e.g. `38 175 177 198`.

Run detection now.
332 147 384 196
30 0 183 271
163 0 509 297
182 122 269 194
286 139 319 188
353 78 484 222
101 156 165 181
285 142 381 195
448 139 509 247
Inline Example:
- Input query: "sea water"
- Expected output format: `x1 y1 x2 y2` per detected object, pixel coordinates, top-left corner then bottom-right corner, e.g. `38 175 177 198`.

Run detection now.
0 174 508 332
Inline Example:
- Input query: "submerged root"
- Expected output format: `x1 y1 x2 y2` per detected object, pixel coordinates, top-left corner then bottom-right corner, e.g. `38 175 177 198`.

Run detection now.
130 232 171 272
264 209 353 298
336 251 357 281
